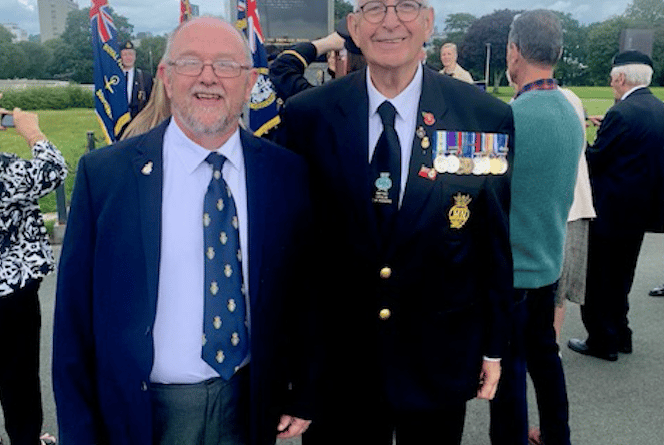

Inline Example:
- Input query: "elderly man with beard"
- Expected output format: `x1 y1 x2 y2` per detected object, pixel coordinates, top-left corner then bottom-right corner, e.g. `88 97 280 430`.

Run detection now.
53 17 314 445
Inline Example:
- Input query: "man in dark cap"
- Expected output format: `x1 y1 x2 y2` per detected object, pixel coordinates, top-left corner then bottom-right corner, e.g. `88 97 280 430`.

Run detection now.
568 50 664 361
121 40 154 126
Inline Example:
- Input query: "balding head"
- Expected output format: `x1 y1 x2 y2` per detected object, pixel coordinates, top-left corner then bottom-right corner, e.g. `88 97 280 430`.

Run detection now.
158 17 258 149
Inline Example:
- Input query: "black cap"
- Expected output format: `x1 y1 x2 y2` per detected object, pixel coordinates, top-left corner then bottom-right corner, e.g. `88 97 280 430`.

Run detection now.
612 50 653 68
335 15 362 55
120 40 135 51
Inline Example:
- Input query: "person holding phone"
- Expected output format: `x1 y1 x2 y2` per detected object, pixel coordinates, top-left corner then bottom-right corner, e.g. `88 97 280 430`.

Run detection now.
0 105 67 445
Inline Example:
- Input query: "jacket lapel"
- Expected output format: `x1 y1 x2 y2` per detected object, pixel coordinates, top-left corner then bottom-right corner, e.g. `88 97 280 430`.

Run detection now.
240 130 266 309
131 119 168 313
396 68 450 235
334 70 382 249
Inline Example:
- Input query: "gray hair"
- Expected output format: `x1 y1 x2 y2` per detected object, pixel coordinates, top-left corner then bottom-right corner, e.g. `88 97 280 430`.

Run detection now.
163 16 253 66
508 9 563 67
353 0 430 11
611 64 653 87
441 43 457 53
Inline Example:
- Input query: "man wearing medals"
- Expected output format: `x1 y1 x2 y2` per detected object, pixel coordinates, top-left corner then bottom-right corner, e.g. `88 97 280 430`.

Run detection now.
489 10 584 445
568 51 664 361
277 0 515 443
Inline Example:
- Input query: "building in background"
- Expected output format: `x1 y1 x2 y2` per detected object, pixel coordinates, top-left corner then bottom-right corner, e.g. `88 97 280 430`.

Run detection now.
38 0 78 43
1 23 29 42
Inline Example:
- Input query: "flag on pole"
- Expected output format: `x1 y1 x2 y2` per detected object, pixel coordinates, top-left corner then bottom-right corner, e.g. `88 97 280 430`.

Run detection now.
180 0 193 23
90 0 130 144
236 0 280 136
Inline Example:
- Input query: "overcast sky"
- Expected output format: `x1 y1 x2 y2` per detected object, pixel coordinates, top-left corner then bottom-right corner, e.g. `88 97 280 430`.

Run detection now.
3 0 633 39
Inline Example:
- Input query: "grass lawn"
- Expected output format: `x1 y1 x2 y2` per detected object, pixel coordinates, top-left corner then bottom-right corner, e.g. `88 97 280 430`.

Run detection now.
0 108 105 214
1 85 663 216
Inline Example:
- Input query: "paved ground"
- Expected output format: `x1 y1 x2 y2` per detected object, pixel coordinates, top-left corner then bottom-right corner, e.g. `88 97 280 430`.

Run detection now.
2 233 664 444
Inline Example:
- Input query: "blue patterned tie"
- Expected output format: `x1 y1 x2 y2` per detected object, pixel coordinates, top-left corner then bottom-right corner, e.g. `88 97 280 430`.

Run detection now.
202 152 248 380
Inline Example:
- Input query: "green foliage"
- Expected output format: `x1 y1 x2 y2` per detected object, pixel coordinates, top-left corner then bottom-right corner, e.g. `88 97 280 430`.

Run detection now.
552 11 590 86
444 13 477 47
335 0 354 21
15 42 53 79
585 16 630 85
624 0 664 24
460 9 521 86
426 38 444 71
0 87 94 110
136 35 167 75
0 42 26 79
0 26 13 45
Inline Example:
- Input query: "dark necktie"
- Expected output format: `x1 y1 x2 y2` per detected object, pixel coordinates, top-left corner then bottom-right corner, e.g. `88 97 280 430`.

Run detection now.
202 152 248 380
370 101 401 241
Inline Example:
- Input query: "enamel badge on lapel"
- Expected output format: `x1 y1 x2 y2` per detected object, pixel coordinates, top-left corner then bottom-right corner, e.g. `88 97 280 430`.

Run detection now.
449 193 472 229
418 165 437 180
141 161 153 175
422 112 435 126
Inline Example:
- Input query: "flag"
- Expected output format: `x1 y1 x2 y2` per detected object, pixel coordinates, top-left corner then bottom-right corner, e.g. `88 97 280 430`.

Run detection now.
180 0 192 23
236 0 280 136
90 0 130 143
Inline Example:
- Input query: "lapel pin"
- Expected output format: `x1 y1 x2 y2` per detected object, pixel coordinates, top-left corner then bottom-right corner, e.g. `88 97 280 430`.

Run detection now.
141 161 153 175
422 112 435 126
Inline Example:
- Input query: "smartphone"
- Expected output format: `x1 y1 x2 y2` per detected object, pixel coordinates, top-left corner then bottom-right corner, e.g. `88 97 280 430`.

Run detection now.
0 114 14 128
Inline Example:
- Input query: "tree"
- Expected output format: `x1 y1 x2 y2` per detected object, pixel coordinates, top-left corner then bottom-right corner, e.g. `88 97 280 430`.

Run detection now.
0 43 27 79
624 0 664 25
335 0 353 21
48 7 133 83
0 26 14 45
16 41 53 79
426 38 444 70
552 12 589 86
585 16 630 85
443 13 477 46
136 35 167 76
459 9 521 87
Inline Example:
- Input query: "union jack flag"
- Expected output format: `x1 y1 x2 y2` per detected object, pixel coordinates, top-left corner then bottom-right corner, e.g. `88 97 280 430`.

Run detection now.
180 0 192 23
90 0 115 43
237 0 280 137
90 0 129 143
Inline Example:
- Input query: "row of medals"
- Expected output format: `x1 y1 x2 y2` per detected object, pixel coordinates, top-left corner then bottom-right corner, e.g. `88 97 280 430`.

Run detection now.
433 154 509 176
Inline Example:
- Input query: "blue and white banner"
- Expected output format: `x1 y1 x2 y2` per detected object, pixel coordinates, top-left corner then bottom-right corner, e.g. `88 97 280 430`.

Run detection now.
90 0 130 143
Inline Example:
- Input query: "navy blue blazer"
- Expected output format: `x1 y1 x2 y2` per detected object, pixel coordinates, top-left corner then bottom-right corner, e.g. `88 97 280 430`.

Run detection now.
277 67 515 414
53 119 315 445
587 87 664 234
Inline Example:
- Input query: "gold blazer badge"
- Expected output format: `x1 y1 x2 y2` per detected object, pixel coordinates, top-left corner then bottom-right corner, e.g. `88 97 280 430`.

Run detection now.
449 193 472 229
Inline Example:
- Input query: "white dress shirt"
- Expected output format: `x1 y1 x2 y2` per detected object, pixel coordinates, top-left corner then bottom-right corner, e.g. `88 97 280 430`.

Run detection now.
366 64 423 205
150 120 249 384
124 67 134 103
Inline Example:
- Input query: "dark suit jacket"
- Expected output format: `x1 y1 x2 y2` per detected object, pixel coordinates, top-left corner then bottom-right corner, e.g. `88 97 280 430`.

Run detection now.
128 68 154 118
53 120 314 445
587 87 664 234
277 67 515 414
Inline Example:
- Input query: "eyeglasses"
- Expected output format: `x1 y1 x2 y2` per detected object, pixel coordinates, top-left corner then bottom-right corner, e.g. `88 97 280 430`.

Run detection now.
167 59 252 78
358 1 424 24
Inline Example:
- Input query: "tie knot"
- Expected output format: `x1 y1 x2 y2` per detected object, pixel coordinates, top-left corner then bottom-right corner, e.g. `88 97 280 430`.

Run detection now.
205 152 227 171
378 101 396 128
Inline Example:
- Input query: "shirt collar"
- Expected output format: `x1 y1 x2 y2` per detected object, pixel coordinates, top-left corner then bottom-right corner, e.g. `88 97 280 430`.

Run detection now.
514 78 558 99
621 85 646 101
166 119 243 175
367 63 423 122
